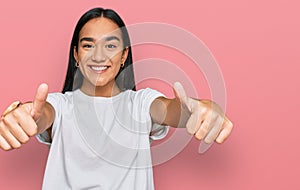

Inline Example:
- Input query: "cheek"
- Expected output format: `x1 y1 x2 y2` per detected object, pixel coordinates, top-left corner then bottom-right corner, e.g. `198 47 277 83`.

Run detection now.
78 50 90 61
108 47 124 58
110 53 122 64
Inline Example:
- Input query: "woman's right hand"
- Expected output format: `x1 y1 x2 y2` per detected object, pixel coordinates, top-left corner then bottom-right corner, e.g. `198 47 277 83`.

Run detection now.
0 84 49 151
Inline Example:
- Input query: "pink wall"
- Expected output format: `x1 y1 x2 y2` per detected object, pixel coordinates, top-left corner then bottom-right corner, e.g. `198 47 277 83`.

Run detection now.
1 0 299 189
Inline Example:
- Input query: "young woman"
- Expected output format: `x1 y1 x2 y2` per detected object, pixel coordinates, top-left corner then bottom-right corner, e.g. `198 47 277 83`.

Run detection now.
0 7 233 189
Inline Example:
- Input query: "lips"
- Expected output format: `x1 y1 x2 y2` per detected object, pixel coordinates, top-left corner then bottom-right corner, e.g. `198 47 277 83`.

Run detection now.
88 65 111 73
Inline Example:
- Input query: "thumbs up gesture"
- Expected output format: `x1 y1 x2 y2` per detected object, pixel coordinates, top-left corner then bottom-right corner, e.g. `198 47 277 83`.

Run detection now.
173 82 233 144
0 84 50 151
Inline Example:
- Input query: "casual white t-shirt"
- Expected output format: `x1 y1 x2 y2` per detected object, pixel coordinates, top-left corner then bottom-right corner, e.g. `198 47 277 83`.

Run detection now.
37 88 169 190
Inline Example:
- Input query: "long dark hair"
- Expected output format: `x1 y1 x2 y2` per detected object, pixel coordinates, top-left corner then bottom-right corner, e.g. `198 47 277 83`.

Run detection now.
62 7 136 93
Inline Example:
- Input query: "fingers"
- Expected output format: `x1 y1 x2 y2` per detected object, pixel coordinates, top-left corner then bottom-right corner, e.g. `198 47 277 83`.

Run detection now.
216 118 233 143
0 121 22 150
186 99 233 144
17 110 38 136
31 83 48 121
192 109 219 143
0 103 38 151
194 116 213 140
2 115 30 144
0 130 22 149
193 115 233 144
173 82 189 108
0 83 48 151
203 116 223 144
185 109 202 134
0 135 12 151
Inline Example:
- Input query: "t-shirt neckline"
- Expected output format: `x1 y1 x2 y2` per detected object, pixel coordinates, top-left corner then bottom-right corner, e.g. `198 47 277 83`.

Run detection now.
75 89 129 102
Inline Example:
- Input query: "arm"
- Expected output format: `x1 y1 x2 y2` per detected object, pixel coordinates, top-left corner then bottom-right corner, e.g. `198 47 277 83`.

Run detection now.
0 84 55 151
150 82 233 144
150 96 189 128
31 84 55 134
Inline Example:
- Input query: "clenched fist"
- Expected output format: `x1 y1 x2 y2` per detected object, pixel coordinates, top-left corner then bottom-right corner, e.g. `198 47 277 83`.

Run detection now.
0 84 52 151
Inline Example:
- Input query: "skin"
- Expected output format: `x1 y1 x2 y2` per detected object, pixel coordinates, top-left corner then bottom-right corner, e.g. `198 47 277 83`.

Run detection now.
0 84 54 150
0 17 233 151
74 17 129 97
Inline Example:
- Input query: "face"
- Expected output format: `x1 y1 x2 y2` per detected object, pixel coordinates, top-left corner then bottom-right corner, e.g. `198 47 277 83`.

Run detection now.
74 17 128 93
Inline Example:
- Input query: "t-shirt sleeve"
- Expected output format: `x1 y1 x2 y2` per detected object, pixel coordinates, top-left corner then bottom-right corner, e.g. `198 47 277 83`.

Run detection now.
36 92 63 146
138 88 169 141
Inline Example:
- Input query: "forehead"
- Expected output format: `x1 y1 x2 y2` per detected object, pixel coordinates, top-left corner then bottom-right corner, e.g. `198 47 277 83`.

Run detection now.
79 17 122 40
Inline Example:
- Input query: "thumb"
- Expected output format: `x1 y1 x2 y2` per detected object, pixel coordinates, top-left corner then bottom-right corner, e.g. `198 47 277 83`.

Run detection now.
31 83 49 121
173 82 189 106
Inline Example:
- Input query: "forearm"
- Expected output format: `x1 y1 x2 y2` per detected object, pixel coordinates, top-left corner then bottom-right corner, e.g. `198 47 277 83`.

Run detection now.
35 102 55 134
150 97 190 128
151 83 233 145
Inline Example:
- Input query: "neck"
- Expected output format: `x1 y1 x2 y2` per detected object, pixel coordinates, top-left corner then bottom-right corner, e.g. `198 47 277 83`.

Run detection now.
80 80 121 97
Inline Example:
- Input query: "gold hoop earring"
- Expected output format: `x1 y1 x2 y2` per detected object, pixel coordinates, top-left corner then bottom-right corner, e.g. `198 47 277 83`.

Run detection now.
75 62 79 67
121 63 125 68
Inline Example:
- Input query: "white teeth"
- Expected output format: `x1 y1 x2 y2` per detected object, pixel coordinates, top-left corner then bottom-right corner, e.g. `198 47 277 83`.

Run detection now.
90 66 108 71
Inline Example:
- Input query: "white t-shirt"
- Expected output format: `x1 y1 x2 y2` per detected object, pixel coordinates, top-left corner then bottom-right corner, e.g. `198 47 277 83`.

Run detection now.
37 88 169 190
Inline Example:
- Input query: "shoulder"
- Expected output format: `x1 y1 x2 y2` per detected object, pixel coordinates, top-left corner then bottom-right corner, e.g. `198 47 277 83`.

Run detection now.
48 91 74 100
128 88 165 99
125 88 165 112
123 88 165 105
47 91 75 108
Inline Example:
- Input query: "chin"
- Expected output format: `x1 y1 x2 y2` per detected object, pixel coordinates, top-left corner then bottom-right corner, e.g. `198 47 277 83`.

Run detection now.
94 79 114 88
83 75 116 89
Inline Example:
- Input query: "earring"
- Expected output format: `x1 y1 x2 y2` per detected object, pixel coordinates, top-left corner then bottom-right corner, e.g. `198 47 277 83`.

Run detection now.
75 62 79 67
121 63 125 68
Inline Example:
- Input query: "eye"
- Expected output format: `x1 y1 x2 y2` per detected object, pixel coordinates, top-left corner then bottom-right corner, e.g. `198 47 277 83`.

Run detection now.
82 44 94 49
105 44 117 49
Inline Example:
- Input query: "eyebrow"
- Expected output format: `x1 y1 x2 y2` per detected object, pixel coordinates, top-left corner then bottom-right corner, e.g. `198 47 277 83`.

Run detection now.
79 36 121 43
80 37 94 43
104 36 120 42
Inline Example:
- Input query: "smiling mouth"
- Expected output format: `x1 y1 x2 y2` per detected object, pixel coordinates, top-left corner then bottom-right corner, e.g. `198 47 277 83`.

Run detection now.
89 65 111 72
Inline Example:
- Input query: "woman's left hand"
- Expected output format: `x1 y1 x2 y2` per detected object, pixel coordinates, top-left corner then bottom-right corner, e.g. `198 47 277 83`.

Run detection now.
173 82 233 144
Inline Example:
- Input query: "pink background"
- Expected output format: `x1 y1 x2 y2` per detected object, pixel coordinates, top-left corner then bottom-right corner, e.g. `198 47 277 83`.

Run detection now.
1 0 300 189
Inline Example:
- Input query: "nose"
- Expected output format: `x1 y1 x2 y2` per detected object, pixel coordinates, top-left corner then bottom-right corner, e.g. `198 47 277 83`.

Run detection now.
91 45 106 63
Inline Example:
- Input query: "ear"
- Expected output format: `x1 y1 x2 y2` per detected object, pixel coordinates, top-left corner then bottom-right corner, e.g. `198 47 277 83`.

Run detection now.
121 47 129 63
73 46 79 63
